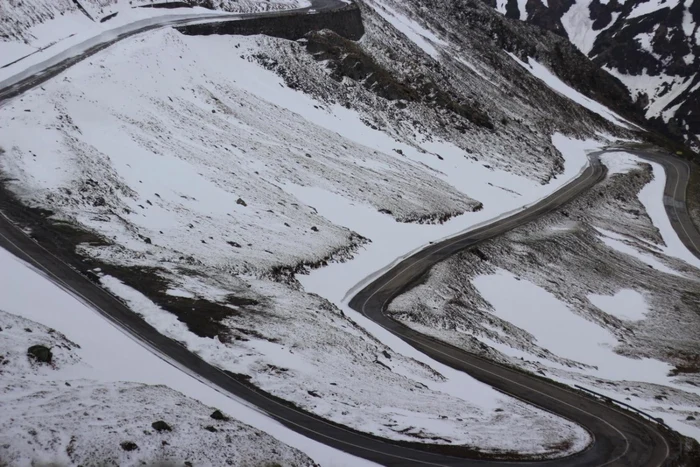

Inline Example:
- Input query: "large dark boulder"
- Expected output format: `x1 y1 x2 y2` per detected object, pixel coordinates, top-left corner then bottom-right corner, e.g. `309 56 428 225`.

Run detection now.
151 420 172 432
27 345 52 364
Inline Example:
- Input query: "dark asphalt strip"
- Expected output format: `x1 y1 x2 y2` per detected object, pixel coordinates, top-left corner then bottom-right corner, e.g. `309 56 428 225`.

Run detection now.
0 6 693 465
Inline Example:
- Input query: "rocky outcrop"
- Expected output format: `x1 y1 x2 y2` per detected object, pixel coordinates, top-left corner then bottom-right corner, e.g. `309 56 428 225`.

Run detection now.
176 2 364 41
477 0 700 153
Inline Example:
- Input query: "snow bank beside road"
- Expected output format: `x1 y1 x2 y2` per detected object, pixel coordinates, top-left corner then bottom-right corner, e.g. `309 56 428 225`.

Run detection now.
637 159 700 269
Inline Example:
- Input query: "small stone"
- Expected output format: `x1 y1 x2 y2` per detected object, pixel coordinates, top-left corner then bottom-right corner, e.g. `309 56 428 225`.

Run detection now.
210 410 229 421
310 226 319 232
236 198 247 207
204 425 218 432
120 441 138 451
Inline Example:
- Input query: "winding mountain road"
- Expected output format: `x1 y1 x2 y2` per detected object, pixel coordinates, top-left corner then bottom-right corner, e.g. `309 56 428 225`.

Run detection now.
0 3 697 465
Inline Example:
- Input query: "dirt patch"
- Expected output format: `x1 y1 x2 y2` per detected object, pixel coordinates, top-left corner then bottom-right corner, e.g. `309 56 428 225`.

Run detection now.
97 264 261 342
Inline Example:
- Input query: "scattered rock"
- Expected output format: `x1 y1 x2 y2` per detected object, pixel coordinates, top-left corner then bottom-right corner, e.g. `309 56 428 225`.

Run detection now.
204 425 218 432
236 198 247 207
120 441 139 451
382 350 391 359
210 410 229 421
226 241 242 248
687 415 696 421
307 390 320 398
151 420 172 432
310 226 319 232
27 345 52 364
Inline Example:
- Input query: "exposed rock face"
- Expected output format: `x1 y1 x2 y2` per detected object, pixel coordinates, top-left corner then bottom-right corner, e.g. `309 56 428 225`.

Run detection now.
479 0 700 152
177 2 365 41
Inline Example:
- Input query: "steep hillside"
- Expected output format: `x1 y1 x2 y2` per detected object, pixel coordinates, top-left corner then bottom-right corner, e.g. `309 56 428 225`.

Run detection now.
483 0 700 152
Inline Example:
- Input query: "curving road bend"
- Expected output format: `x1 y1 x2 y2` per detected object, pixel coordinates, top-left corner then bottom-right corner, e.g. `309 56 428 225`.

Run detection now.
630 150 700 260
0 4 695 465
348 153 679 466
0 0 343 105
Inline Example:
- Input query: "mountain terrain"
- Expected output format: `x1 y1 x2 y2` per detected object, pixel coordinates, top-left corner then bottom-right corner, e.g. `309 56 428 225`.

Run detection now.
484 0 700 152
1 0 700 465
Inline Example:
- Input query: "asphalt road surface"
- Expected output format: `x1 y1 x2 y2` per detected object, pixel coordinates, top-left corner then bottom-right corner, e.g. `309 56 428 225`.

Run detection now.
348 153 682 466
631 150 700 260
0 4 696 465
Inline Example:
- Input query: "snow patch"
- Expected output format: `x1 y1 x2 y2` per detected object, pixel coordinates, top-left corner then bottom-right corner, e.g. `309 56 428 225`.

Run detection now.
365 0 447 59
628 0 681 19
473 268 673 382
588 289 650 321
507 53 636 129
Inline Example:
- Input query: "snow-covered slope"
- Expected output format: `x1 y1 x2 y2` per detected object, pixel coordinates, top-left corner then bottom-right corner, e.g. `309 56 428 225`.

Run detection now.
0 0 664 459
483 0 700 152
0 250 319 466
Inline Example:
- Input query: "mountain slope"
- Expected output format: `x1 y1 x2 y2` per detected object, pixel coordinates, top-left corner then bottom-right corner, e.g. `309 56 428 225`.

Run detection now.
484 0 700 152
1 0 696 461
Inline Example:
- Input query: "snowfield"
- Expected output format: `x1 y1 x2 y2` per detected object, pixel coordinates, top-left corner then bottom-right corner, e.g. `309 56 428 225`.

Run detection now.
389 150 700 443
0 13 613 457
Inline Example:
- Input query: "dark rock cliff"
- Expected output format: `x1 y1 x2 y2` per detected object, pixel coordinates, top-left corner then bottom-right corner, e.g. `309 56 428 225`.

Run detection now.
176 3 364 41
